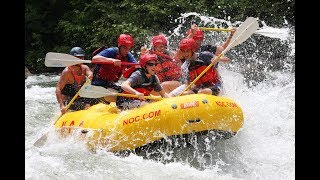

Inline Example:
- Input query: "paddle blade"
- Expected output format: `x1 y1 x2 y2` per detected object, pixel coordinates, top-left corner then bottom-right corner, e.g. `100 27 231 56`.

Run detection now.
79 84 117 98
224 17 259 53
45 52 92 67
170 84 187 97
33 133 48 147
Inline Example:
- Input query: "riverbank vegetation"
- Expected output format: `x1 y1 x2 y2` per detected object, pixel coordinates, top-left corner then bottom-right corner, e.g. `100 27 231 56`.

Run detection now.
26 0 294 74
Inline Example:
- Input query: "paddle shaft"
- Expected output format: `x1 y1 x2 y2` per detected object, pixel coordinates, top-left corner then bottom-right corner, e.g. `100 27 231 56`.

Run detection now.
45 52 138 67
79 83 163 100
64 60 137 67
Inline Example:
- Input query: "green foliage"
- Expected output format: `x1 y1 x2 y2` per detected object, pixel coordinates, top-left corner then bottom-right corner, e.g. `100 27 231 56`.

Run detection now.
25 0 294 74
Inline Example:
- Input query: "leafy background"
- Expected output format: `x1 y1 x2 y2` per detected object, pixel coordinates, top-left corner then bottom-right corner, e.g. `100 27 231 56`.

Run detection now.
25 0 295 74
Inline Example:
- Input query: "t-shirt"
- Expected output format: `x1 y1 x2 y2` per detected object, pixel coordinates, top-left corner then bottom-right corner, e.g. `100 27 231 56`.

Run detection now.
98 47 137 63
127 70 163 92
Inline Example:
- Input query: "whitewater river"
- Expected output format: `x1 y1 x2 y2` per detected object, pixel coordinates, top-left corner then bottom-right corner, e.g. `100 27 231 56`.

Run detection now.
25 14 295 180
25 70 294 179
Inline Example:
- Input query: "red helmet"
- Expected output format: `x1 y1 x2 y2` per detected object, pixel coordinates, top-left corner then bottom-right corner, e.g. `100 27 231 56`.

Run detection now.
179 38 195 51
152 35 168 46
139 54 158 67
118 34 134 47
186 29 204 41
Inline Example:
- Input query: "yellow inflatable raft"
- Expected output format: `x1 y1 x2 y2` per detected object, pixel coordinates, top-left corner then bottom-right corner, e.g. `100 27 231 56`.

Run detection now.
53 94 244 152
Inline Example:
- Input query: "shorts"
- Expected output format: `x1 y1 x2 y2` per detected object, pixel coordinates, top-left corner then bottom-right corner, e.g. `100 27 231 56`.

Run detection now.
65 97 101 111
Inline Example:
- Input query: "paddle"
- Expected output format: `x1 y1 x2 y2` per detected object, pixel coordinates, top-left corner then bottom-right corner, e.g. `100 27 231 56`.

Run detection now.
199 26 286 39
79 84 163 101
45 52 139 67
33 79 92 147
178 17 259 96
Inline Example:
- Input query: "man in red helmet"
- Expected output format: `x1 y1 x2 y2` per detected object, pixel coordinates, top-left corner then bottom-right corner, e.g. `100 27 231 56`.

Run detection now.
141 34 182 95
116 54 171 110
175 24 235 63
91 34 138 103
186 24 236 55
172 38 230 96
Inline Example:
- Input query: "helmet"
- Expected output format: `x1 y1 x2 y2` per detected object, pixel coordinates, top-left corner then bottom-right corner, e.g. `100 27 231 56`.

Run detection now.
139 54 158 67
198 51 215 62
179 38 195 51
152 35 168 46
118 34 134 47
70 47 85 57
186 29 204 41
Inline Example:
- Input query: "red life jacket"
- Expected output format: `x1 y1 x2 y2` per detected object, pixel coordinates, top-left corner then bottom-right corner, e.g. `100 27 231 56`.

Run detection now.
68 65 86 90
188 62 220 87
149 50 182 82
94 48 130 82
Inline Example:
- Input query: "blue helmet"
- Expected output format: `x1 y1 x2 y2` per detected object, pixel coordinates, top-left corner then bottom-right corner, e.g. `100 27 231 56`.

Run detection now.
70 47 85 57
198 51 214 62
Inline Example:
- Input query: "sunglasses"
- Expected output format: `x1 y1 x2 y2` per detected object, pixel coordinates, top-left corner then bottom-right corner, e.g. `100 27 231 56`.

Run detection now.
146 62 158 66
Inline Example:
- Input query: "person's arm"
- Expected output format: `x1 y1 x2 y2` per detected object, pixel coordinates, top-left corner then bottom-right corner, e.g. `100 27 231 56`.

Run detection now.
140 46 147 56
121 80 145 99
159 89 171 98
186 24 198 38
213 28 236 59
83 65 93 80
92 55 121 67
217 56 231 63
56 69 68 114
92 48 121 66
220 27 236 50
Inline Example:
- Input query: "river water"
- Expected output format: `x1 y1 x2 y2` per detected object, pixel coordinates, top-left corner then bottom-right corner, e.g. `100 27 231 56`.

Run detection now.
25 14 295 180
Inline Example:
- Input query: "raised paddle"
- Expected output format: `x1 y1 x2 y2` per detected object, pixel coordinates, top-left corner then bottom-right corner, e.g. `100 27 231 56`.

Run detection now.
178 17 259 96
45 52 139 67
33 79 92 147
79 84 163 101
199 26 287 40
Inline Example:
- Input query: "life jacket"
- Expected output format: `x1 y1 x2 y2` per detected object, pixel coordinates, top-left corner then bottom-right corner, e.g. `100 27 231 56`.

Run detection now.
149 49 182 82
122 68 157 97
122 66 137 79
188 60 220 87
68 65 86 90
93 47 130 82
